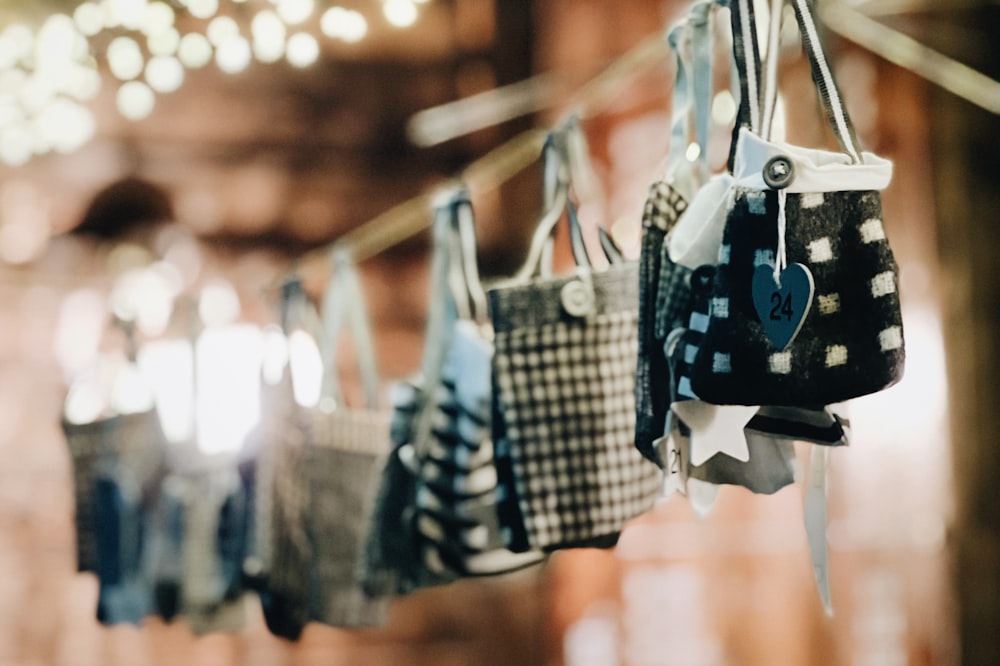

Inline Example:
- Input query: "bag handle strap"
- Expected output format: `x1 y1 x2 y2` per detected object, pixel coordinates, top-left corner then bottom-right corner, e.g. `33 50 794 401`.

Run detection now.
446 189 489 323
727 0 765 171
731 0 862 163
788 0 861 162
419 191 464 393
513 119 605 283
318 249 380 410
689 1 714 182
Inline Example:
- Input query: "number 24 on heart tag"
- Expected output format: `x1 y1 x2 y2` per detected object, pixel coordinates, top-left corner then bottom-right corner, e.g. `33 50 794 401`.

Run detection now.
751 263 815 351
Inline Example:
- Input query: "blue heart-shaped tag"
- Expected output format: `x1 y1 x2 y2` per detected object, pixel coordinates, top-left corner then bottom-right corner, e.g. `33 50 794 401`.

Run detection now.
751 263 815 350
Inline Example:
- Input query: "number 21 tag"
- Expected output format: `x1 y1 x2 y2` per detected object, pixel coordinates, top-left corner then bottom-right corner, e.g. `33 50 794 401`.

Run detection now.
751 263 815 350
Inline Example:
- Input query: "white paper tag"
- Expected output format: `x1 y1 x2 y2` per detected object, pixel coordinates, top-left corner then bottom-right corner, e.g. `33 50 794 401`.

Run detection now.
804 445 833 616
672 401 754 466
656 425 689 499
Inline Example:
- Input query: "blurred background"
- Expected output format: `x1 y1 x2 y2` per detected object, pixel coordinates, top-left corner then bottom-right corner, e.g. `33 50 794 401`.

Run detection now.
0 0 997 663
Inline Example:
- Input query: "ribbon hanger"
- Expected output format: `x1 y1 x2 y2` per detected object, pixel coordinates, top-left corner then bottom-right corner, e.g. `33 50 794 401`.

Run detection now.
318 249 380 411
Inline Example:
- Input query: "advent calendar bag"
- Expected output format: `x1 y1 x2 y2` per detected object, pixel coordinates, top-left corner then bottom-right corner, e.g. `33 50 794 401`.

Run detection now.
490 128 660 552
690 0 904 406
305 254 392 627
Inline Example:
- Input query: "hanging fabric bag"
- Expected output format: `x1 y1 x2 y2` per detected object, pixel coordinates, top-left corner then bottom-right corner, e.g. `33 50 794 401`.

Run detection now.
689 0 903 406
304 251 392 628
490 124 661 552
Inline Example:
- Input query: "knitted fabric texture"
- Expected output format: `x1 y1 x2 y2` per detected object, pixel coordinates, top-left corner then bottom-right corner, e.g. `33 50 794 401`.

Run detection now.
691 188 904 405
490 262 661 551
62 409 167 574
305 407 391 628
635 179 690 463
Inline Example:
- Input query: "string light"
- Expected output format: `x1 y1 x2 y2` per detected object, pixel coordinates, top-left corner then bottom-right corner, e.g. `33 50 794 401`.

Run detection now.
73 3 106 37
383 0 418 28
252 10 286 63
206 15 239 47
0 0 434 165
286 32 318 68
105 0 149 32
145 55 184 93
276 0 315 26
116 80 155 120
321 7 367 43
147 27 180 57
107 36 145 80
215 34 251 73
178 32 213 68
140 1 175 36
187 0 219 21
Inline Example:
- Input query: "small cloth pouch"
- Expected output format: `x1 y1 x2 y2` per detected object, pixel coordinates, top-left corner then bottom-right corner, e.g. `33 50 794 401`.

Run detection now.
179 467 247 635
63 407 167 574
62 349 167 574
362 188 542 593
635 2 715 464
259 280 314 640
490 125 661 552
415 190 542 578
304 252 392 628
93 471 153 625
690 0 903 406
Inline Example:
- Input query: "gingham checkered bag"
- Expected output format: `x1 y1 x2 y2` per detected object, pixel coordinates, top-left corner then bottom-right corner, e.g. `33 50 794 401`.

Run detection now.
62 403 167 573
490 130 661 552
306 414 390 627
303 254 392 628
690 0 904 406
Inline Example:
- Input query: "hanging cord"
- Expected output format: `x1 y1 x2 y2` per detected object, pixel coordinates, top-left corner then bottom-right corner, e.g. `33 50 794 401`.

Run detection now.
409 33 672 147
262 128 546 299
821 2 1000 117
775 189 788 284
264 14 701 293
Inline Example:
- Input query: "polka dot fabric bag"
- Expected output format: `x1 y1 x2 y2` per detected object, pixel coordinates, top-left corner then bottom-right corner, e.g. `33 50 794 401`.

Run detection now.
689 0 904 407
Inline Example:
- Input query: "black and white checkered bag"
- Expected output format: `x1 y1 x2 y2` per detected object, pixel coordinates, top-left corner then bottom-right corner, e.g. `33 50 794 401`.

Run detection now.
490 129 661 552
690 0 904 406
636 179 690 464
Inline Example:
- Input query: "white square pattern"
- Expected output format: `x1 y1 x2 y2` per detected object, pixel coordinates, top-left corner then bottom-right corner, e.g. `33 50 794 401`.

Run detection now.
711 297 729 319
712 352 732 374
879 326 904 351
718 244 731 265
768 352 792 375
860 218 887 244
808 237 834 263
825 345 848 367
817 293 840 315
747 190 767 215
754 249 775 268
871 271 897 298
800 192 825 209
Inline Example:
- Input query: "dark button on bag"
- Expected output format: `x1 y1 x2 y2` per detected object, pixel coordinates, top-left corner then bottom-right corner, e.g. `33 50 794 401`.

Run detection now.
763 155 795 189
560 279 594 317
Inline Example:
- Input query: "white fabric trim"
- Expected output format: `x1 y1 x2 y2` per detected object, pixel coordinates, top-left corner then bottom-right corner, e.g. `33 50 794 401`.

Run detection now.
733 128 892 193
667 172 735 268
